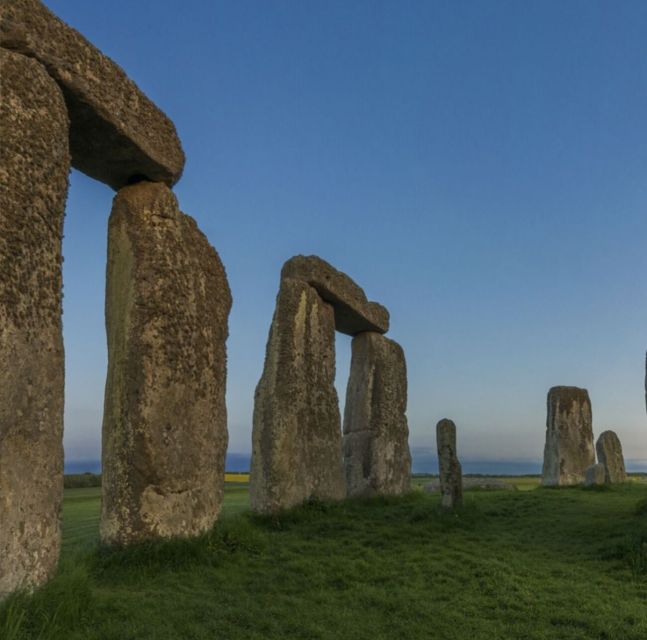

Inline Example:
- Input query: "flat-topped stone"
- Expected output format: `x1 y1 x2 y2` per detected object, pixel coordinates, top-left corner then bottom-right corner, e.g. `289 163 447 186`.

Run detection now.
0 0 185 190
281 255 389 335
436 418 462 509
101 182 231 544
343 332 411 497
542 386 594 486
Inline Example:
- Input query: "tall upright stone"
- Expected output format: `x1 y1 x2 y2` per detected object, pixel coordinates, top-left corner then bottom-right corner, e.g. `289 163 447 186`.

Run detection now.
343 332 411 497
0 0 185 190
436 419 462 509
542 386 594 486
101 182 231 545
596 430 626 484
0 49 70 597
250 278 345 513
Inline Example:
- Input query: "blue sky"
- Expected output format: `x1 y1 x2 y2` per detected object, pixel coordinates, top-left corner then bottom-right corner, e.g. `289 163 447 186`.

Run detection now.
47 1 647 465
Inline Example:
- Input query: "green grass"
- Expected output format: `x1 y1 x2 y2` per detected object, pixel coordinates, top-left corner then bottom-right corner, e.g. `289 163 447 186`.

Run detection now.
2 479 647 639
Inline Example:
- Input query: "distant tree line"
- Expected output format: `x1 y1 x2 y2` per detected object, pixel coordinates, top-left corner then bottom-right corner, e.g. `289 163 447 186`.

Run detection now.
64 473 101 488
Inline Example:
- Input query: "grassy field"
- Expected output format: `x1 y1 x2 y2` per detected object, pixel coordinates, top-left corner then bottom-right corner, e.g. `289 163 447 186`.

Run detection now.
2 478 647 640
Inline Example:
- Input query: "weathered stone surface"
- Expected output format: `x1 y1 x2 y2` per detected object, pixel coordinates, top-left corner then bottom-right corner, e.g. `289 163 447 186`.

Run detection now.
101 182 231 545
0 49 69 597
0 0 185 190
584 463 606 486
250 278 345 513
343 332 411 497
281 255 389 335
436 419 462 509
542 386 594 486
596 430 626 484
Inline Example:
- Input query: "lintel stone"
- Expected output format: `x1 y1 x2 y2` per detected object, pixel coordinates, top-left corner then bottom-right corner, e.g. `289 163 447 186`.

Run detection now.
0 0 185 190
281 255 389 335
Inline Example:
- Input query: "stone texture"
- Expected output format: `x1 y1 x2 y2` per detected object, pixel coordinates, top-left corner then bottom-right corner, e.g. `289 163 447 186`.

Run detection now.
596 430 626 484
584 463 606 486
0 49 69 597
542 386 594 486
0 0 185 190
101 182 231 545
281 255 389 335
250 278 346 513
343 332 411 497
436 419 462 509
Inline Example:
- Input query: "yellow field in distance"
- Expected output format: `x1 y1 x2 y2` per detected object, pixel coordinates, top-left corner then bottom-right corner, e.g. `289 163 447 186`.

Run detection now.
225 473 250 483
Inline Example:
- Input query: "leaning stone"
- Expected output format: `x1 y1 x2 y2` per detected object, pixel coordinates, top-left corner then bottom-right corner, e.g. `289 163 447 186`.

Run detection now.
281 255 389 335
250 278 346 513
0 49 69 598
542 386 594 486
0 0 185 190
584 463 606 486
101 182 231 545
436 419 463 509
596 431 626 484
343 332 411 497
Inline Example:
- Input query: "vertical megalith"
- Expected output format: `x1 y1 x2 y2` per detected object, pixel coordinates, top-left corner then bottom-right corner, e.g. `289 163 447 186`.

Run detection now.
101 182 231 545
0 49 70 597
595 430 626 484
436 419 462 509
250 278 345 513
542 386 594 486
343 332 411 497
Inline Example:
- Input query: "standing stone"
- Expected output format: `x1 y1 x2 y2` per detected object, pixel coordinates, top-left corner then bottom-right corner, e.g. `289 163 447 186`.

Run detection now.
584 463 606 486
542 386 594 486
343 332 411 497
596 431 626 484
0 0 185 190
250 278 345 513
436 419 462 509
101 182 231 545
0 49 70 597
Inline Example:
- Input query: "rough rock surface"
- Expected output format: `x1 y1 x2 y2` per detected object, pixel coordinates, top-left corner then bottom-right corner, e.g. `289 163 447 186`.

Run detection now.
542 386 594 486
343 332 411 497
436 419 463 509
0 0 185 190
250 278 346 513
281 255 389 335
101 182 231 545
0 49 69 597
596 431 626 484
584 463 606 486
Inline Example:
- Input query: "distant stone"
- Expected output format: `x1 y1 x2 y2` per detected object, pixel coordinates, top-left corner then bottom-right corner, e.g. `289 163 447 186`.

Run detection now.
542 386 594 486
250 278 346 513
584 463 606 486
101 182 231 545
281 255 389 335
0 49 70 598
0 0 185 190
436 419 463 508
343 332 411 497
596 431 626 484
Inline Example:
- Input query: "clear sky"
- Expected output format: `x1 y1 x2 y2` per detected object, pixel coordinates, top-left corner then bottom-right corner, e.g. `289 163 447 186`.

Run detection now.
46 0 647 466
